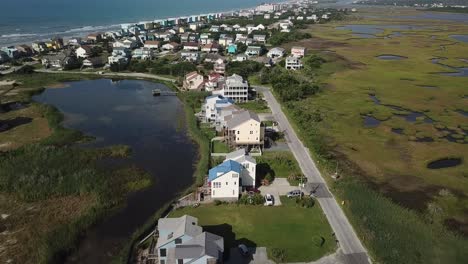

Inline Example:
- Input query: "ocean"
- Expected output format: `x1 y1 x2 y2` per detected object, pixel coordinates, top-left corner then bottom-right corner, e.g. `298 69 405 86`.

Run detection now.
0 0 284 46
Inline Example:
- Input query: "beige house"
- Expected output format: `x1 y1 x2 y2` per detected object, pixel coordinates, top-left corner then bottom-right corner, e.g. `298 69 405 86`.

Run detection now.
183 71 204 91
223 110 264 150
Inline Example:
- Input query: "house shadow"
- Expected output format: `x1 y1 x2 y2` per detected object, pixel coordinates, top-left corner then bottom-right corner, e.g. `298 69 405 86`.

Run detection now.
0 117 33 133
202 223 257 262
256 163 275 185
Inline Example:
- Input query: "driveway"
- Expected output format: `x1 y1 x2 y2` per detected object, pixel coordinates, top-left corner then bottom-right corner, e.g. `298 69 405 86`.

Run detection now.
226 247 274 264
259 178 298 206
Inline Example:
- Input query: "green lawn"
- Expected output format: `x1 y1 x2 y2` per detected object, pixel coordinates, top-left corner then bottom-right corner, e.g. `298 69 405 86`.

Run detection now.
212 140 230 153
170 197 335 262
256 151 303 185
237 100 271 113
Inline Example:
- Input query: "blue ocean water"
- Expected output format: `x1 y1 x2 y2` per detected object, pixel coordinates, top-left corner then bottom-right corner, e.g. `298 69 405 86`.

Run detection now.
0 0 283 46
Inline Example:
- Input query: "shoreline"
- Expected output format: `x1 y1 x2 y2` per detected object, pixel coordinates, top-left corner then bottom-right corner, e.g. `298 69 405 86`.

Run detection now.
0 0 292 47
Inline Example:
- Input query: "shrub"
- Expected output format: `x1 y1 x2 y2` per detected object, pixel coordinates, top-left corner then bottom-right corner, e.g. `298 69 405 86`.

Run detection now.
296 197 315 208
238 193 264 205
271 248 286 262
312 236 325 247
214 200 223 206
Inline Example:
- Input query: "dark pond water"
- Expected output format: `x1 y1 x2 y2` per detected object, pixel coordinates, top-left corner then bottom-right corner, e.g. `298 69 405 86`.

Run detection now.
456 109 468 117
397 12 468 22
363 115 381 127
377 55 407 60
34 79 197 264
391 128 404 135
432 58 468 77
450 35 468 43
417 85 438 89
427 158 463 169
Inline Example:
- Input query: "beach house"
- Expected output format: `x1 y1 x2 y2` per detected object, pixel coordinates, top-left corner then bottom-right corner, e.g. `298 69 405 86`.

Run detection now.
183 71 204 91
156 215 224 264
223 110 264 150
76 45 93 58
225 149 257 186
219 74 249 103
291 46 306 58
202 95 234 122
267 47 285 58
285 55 303 70
208 160 243 200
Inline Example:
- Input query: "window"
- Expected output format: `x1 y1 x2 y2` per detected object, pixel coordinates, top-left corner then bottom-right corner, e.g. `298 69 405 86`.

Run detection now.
177 259 184 264
160 248 167 257
237 131 240 134
175 238 182 244
250 131 253 134
226 182 228 185
234 181 236 185
213 182 221 188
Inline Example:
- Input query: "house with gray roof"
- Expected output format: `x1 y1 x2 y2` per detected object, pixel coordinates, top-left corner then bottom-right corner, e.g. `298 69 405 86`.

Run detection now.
156 215 224 264
223 110 265 151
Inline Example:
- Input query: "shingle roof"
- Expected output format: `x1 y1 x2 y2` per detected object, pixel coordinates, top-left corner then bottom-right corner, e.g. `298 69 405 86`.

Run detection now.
157 215 202 248
224 149 256 164
208 160 242 182
225 110 260 129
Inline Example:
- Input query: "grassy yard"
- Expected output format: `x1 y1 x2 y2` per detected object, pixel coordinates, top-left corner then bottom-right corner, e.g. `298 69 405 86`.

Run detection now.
256 151 303 186
170 197 335 262
237 100 271 114
212 140 230 153
270 7 468 264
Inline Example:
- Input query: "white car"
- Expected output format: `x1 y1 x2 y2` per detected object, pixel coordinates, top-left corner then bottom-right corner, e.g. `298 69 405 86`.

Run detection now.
264 194 274 206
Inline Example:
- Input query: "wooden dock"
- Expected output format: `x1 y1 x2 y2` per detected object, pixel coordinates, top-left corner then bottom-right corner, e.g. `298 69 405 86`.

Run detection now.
152 89 177 96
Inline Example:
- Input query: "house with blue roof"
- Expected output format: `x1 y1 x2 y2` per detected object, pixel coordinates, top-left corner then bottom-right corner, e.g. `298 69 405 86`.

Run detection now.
202 95 234 123
227 44 237 54
208 160 243 200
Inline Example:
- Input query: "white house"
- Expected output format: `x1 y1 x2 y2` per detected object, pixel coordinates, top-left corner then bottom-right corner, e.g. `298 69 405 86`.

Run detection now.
213 59 226 74
208 160 243 200
76 45 92 58
234 54 248 62
113 38 138 49
253 35 267 44
156 215 224 264
285 56 303 70
132 47 154 60
108 55 128 65
224 149 257 187
183 42 199 51
183 71 204 90
202 95 234 122
144 40 160 49
267 47 285 58
221 74 249 103
245 46 262 57
291 46 306 58
180 51 199 62
161 42 180 51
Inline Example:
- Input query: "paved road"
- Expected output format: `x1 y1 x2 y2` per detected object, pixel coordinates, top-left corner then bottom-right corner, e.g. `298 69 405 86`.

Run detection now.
255 86 371 264
35 69 176 83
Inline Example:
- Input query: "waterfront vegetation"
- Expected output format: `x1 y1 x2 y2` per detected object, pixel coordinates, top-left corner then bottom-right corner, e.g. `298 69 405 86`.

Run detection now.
212 140 230 153
0 73 153 264
262 9 468 263
237 99 271 113
170 196 335 262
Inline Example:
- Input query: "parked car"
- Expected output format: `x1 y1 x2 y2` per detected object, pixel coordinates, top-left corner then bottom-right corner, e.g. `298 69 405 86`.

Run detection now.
264 194 274 206
287 190 304 198
238 244 249 256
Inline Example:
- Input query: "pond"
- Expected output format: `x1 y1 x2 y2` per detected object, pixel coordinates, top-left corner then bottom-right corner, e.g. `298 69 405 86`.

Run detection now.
427 158 463 169
431 58 468 77
34 79 197 263
376 55 407 60
363 115 381 127
450 35 468 43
